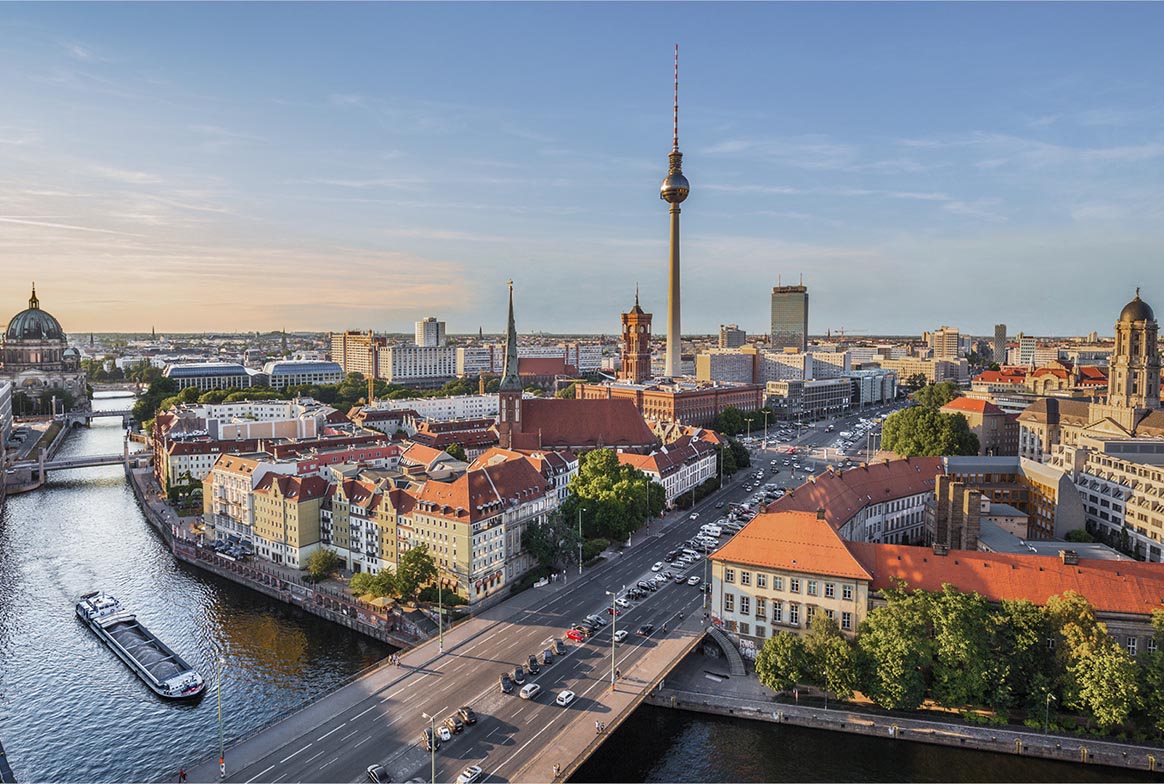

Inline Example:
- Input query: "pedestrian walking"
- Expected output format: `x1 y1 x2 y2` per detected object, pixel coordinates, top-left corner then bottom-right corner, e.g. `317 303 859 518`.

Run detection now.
615 668 621 680
553 763 561 777
595 720 600 734
178 769 187 783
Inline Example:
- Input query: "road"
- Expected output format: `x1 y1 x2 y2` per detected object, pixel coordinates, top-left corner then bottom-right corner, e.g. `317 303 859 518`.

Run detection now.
200 404 904 784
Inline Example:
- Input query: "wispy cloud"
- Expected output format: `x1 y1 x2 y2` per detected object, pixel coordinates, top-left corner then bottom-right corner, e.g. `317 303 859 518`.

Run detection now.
87 164 162 185
290 177 427 190
59 41 107 63
704 136 859 171
0 216 145 236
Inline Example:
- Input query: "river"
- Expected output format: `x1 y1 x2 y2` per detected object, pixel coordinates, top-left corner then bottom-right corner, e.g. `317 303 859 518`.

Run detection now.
0 393 1153 783
0 393 390 782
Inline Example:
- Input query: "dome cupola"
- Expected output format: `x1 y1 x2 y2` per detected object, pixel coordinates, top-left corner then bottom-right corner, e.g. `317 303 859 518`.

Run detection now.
1119 288 1155 323
5 283 65 342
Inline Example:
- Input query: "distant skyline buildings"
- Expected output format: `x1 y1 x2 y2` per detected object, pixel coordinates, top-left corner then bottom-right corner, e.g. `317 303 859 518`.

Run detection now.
2 4 1163 335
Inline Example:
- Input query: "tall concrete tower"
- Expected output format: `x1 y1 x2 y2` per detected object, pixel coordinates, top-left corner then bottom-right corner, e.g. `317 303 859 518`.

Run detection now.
660 45 690 378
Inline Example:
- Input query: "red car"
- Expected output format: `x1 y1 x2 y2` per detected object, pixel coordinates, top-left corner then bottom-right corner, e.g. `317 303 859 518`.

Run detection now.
606 607 622 616
566 629 585 642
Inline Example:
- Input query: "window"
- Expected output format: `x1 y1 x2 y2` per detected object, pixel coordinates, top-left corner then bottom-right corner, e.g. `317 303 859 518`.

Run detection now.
725 568 735 583
789 603 800 627
739 622 750 636
772 600 783 624
842 584 853 601
825 609 835 622
724 593 735 613
740 596 751 615
841 611 852 631
807 580 818 597
756 597 767 620
824 582 836 599
773 576 784 591
755 624 767 639
740 571 751 586
756 573 767 589
806 605 817 622
790 578 800 593
1149 638 1158 654
1127 637 1138 656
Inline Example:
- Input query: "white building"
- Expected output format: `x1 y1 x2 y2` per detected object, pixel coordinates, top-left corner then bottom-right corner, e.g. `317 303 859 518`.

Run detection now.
617 436 717 507
415 317 447 348
376 345 457 384
372 394 499 420
163 362 257 391
261 360 344 390
161 398 338 441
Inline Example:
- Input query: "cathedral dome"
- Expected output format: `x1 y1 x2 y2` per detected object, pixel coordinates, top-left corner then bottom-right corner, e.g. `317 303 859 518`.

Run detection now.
5 285 65 342
1119 289 1155 323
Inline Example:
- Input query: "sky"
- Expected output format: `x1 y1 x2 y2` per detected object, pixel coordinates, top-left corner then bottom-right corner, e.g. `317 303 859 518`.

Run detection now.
1 3 1163 338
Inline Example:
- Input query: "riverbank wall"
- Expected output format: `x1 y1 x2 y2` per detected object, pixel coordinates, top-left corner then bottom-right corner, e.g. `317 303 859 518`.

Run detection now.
125 465 421 649
647 683 1162 775
0 738 16 783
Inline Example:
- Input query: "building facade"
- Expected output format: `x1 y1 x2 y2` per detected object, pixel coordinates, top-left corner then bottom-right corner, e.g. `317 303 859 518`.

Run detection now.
415 317 447 348
1 285 86 405
719 324 746 349
770 284 808 353
620 293 653 384
993 324 1007 364
261 360 344 389
163 362 256 391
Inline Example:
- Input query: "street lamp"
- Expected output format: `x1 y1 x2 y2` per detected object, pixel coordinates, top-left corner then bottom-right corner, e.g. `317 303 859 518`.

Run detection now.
605 588 622 690
577 507 586 575
438 579 443 653
421 712 436 784
216 656 226 779
1044 692 1056 735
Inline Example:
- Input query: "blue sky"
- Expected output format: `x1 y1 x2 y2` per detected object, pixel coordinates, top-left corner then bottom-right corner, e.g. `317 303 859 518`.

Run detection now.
1 3 1162 337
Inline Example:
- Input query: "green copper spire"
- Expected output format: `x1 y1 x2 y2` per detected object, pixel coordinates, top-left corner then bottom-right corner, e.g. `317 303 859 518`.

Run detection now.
500 280 522 391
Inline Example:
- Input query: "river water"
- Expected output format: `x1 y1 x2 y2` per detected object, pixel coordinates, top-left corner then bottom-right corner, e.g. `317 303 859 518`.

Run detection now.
0 393 390 782
0 393 1153 783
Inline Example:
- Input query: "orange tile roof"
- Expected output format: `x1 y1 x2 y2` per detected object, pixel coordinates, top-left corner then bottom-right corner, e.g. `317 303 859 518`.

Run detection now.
942 397 1004 416
713 511 873 581
510 399 658 451
413 456 549 523
518 357 569 376
847 543 1164 616
768 457 943 529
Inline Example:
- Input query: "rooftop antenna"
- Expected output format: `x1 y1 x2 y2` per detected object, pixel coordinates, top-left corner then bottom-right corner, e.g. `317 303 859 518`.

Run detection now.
635 281 640 307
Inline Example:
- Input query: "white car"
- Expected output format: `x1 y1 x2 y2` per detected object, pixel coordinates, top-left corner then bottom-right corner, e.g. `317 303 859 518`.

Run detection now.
687 576 701 586
653 573 668 583
456 766 484 784
689 512 700 520
555 689 576 707
615 597 629 608
613 629 628 642
437 725 453 742
651 561 663 572
520 683 542 700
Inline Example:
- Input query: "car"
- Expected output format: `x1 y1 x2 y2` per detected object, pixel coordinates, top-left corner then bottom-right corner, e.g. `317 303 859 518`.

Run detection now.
436 725 452 743
445 715 464 733
636 580 651 591
566 629 585 642
637 623 655 636
513 665 526 684
542 648 554 665
456 765 484 784
554 639 567 655
499 673 514 693
715 501 725 508
689 512 700 519
673 575 686 584
458 706 478 725
652 574 667 583
519 683 542 700
615 597 629 608
367 764 389 783
663 570 675 579
613 629 628 642
587 614 608 626
663 552 677 563
651 561 664 572
527 655 541 674
422 727 441 751
555 689 576 707
688 576 701 586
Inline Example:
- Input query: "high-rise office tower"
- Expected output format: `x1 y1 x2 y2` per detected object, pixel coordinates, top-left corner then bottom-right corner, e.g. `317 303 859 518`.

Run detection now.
719 324 746 349
770 283 808 352
931 326 961 359
660 45 689 378
415 316 446 347
993 324 1006 364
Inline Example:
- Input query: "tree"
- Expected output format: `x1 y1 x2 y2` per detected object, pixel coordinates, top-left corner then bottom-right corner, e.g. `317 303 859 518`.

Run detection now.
1138 610 1164 736
728 439 750 469
856 584 933 710
1064 528 1096 544
556 382 578 399
521 510 582 574
395 545 439 601
351 570 397 599
903 373 928 390
305 548 343 582
929 585 993 708
992 599 1053 713
132 376 179 423
803 615 860 701
567 450 661 541
912 381 961 410
718 443 738 477
881 407 979 457
713 406 746 436
1073 639 1141 730
755 631 807 693
1045 591 1109 708
444 443 467 461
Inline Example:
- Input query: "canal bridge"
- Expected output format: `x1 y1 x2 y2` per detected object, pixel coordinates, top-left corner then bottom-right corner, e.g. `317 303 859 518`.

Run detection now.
65 408 134 427
180 487 739 784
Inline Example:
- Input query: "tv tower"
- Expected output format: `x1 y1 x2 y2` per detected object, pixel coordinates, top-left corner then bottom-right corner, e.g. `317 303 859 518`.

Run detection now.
660 44 690 378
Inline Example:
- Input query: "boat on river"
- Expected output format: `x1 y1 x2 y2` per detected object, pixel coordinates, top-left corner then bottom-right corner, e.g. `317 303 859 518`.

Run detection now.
75 591 205 699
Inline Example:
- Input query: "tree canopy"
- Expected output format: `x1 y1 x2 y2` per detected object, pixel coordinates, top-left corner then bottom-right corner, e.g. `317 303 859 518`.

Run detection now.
394 544 439 602
881 406 979 457
565 449 665 541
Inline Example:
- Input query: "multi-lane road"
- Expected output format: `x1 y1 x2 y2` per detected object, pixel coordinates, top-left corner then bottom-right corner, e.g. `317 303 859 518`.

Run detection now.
195 406 901 784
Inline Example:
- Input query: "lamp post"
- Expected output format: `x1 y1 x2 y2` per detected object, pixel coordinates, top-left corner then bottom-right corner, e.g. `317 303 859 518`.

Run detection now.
605 588 621 690
422 712 436 784
438 579 443 653
577 506 586 575
763 409 770 445
216 656 226 779
1044 692 1055 735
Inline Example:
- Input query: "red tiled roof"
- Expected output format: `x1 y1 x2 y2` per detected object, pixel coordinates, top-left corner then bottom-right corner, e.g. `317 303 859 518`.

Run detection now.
713 511 873 581
510 398 658 451
518 357 569 376
253 473 329 501
974 370 1026 384
768 457 943 530
846 543 1164 616
413 456 549 523
942 398 1004 416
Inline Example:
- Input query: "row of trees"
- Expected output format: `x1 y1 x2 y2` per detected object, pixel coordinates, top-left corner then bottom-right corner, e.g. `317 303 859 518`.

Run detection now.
880 381 979 457
713 405 774 437
307 544 440 604
754 584 1164 735
11 387 77 417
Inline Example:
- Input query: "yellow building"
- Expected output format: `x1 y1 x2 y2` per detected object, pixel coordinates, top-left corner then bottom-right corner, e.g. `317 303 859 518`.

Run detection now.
251 474 328 567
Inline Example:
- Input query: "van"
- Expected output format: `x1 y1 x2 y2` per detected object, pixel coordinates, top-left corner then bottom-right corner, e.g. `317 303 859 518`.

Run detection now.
681 548 698 558
702 525 723 537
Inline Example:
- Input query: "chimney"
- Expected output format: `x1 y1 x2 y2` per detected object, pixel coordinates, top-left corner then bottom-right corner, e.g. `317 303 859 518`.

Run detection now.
932 543 949 556
1059 549 1079 566
816 507 826 520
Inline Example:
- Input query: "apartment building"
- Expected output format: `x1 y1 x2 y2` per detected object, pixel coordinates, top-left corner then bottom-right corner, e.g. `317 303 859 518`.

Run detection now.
375 345 457 385
368 394 500 421
415 317 447 348
261 360 344 389
251 474 329 567
616 435 717 506
330 331 386 378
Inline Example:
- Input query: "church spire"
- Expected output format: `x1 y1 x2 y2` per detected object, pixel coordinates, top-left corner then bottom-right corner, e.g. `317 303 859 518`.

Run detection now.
29 282 39 310
499 280 521 391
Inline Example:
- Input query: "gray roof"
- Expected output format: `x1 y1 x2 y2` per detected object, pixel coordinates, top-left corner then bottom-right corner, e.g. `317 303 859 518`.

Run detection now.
977 520 1132 561
262 360 343 376
164 362 251 378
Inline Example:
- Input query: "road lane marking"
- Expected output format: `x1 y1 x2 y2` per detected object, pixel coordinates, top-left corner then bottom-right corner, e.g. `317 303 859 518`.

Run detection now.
492 718 559 775
316 722 347 741
244 765 274 783
352 705 376 720
340 728 359 741
279 742 312 763
271 776 287 783
304 748 328 764
320 757 339 769
353 733 373 748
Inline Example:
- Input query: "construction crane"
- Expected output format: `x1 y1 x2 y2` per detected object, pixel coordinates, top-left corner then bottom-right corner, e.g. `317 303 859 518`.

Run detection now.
828 327 867 340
